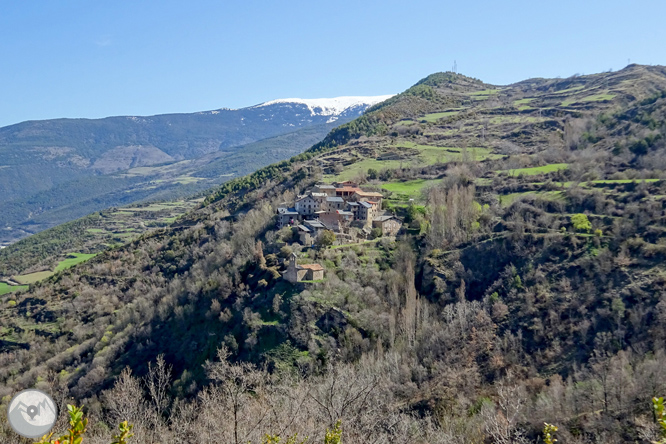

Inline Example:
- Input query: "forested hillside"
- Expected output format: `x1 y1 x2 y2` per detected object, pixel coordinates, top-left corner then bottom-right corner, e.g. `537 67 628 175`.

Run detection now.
2 65 666 443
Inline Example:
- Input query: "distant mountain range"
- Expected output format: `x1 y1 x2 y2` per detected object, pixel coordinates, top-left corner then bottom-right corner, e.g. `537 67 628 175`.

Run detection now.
0 95 392 245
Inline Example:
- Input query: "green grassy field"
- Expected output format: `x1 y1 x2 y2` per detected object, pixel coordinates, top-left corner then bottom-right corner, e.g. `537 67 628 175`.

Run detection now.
514 98 536 110
5 253 97 286
529 178 662 188
562 93 616 107
500 163 569 176
418 111 460 122
397 142 497 164
590 178 661 184
54 253 97 272
550 85 585 95
0 282 28 295
325 158 415 181
514 98 535 106
382 179 442 197
12 270 54 284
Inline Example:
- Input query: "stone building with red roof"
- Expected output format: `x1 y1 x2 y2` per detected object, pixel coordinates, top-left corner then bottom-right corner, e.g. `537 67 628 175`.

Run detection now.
283 253 325 283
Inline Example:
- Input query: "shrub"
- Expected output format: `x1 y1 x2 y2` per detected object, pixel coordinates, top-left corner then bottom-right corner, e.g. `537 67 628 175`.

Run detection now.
317 230 336 248
543 423 558 444
35 404 133 444
279 246 293 258
571 213 592 233
265 253 278 267
654 397 666 444
325 420 343 444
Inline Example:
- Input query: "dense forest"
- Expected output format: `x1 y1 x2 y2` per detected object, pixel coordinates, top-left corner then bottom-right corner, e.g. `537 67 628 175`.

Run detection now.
2 65 666 443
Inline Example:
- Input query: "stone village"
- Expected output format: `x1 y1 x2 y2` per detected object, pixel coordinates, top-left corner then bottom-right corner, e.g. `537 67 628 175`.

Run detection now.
277 181 403 283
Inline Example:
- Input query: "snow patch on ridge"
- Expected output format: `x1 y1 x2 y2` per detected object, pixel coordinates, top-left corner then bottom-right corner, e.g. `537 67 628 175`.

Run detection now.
255 95 394 116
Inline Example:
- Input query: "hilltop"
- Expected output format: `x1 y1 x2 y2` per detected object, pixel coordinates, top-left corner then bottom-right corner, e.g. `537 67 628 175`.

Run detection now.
1 65 666 442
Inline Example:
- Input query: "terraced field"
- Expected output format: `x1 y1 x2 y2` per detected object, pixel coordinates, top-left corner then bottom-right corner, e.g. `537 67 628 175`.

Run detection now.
418 111 460 122
0 282 27 295
54 253 98 272
382 178 442 197
12 271 53 285
499 190 565 207
499 163 569 176
0 197 203 292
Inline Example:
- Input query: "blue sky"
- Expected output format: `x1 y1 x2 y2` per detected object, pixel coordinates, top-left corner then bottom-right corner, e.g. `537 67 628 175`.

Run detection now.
1 0 665 127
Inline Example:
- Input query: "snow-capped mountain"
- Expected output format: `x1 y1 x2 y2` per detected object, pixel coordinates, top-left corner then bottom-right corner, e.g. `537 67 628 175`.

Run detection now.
255 95 394 118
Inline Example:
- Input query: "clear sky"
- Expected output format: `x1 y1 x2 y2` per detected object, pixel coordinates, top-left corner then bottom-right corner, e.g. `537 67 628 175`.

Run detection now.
1 0 665 127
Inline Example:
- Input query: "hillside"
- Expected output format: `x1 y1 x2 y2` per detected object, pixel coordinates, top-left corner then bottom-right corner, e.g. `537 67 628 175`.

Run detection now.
1 65 666 443
0 96 390 246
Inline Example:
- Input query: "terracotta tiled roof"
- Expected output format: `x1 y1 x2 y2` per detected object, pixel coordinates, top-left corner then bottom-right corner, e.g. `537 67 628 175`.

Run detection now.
355 191 384 197
336 186 361 193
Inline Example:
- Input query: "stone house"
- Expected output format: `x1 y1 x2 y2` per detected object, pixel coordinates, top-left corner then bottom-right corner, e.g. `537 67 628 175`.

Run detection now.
283 253 325 283
347 201 360 219
363 200 382 215
303 219 328 234
295 194 322 216
335 186 362 198
276 207 300 228
317 210 354 232
356 201 376 226
314 184 337 196
372 215 403 236
353 190 384 206
311 192 329 207
326 196 345 210
296 225 314 246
